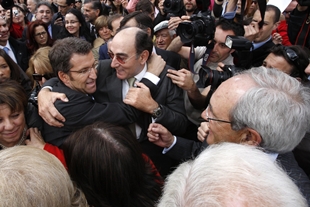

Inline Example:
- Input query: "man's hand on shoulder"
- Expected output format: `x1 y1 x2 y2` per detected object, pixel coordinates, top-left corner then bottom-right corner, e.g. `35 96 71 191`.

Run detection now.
147 53 166 76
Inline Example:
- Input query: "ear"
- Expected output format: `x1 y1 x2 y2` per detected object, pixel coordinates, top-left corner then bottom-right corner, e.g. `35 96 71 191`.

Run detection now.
146 27 152 36
240 128 262 146
273 21 280 30
95 9 100 17
139 50 149 65
58 71 69 84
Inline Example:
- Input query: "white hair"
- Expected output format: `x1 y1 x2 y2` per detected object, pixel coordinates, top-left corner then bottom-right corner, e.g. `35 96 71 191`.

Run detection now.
158 143 307 207
0 146 87 207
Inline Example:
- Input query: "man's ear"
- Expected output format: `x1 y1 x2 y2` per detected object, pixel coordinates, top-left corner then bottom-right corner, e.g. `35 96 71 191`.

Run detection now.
140 50 150 65
58 71 69 84
240 128 262 146
273 21 280 30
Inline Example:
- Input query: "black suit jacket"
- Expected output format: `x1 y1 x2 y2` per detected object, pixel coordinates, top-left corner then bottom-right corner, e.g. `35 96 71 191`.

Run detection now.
155 47 181 70
9 37 29 71
43 79 142 147
93 59 188 177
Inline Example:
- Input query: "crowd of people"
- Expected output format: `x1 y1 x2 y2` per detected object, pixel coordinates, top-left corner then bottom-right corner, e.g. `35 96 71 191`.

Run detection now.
0 0 310 206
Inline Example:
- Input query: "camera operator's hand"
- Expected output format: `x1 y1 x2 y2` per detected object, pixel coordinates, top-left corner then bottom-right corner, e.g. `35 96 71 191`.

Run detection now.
167 68 195 91
158 0 165 15
197 121 209 142
216 62 225 72
244 21 259 42
168 16 184 30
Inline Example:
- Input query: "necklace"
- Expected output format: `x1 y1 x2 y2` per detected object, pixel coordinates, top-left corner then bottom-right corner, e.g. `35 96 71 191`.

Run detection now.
0 127 27 149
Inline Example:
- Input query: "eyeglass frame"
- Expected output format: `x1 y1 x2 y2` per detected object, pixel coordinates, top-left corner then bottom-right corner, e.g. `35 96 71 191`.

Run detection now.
108 52 138 64
69 61 99 75
34 31 47 37
205 106 231 124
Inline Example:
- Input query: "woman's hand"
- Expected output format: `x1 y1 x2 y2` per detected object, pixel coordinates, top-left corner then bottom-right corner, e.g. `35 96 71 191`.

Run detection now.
25 128 46 150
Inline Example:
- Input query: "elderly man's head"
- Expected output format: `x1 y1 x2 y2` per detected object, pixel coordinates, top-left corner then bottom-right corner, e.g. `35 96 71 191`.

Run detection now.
154 20 176 50
109 27 153 80
202 67 310 153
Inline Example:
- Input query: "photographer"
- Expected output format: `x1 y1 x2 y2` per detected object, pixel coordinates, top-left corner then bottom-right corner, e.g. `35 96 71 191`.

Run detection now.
167 18 244 126
287 0 310 49
154 0 199 27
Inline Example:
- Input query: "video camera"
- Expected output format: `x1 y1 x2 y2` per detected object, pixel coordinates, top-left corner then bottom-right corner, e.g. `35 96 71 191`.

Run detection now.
176 0 215 47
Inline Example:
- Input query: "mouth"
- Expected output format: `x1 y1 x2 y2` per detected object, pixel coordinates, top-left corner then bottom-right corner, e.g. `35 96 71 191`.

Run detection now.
3 129 19 138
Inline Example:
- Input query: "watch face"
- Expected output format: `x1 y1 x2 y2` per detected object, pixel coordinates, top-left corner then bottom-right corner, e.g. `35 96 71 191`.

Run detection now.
152 106 162 118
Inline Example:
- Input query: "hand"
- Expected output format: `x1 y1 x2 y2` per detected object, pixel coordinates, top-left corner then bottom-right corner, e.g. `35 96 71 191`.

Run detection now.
38 88 68 127
25 128 46 149
54 17 64 27
147 123 175 148
147 53 166 76
158 0 165 15
216 62 225 72
121 0 128 8
197 122 209 142
166 68 195 91
272 33 282 45
244 22 259 42
168 16 183 30
124 82 158 114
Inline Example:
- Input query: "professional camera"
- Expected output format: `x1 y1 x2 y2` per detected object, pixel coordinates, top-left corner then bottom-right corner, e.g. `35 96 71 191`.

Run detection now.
197 65 243 89
163 0 184 17
297 0 310 6
176 0 215 47
1 0 14 10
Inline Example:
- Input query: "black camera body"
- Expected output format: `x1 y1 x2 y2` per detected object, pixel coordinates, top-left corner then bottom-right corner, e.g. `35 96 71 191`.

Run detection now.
163 0 184 17
177 10 215 47
298 0 310 6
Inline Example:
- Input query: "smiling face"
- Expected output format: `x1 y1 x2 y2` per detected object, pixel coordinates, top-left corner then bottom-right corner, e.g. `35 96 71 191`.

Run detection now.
0 18 10 46
109 29 146 80
59 52 97 94
0 56 10 83
65 13 81 37
98 26 111 41
0 104 25 148
201 75 256 145
36 5 53 24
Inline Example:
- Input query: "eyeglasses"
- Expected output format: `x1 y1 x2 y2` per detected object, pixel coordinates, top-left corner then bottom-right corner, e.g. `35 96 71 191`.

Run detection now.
35 31 47 37
32 73 53 81
69 62 99 75
108 52 137 64
205 108 231 124
65 20 79 25
75 0 82 3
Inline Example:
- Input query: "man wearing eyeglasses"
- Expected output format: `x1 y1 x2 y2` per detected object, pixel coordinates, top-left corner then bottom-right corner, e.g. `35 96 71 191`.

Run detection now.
147 66 310 204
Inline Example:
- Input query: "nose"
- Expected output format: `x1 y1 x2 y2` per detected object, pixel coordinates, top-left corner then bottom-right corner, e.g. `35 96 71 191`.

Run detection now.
89 67 97 79
201 108 208 121
3 119 14 131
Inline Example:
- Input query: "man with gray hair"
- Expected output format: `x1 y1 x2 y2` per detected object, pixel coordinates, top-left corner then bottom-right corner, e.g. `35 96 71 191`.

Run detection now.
147 67 310 204
158 143 308 207
154 20 176 50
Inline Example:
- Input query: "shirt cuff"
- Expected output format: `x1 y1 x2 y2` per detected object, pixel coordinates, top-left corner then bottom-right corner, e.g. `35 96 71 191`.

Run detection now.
221 2 237 19
144 72 160 85
162 136 177 154
41 86 53 91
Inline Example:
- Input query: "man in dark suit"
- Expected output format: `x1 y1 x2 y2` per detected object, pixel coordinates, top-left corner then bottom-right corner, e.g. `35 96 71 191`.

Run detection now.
147 67 310 204
120 11 182 70
0 18 28 71
38 28 187 176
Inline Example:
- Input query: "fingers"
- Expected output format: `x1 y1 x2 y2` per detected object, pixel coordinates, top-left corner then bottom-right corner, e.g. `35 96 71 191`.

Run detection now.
39 109 65 127
197 122 209 142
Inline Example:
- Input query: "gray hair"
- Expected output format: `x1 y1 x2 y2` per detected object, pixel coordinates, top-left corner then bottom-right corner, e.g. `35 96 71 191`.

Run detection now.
231 67 310 153
158 143 307 207
0 146 88 207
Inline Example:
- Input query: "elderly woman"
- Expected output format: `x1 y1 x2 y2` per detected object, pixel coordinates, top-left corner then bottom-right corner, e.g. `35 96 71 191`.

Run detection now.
0 49 32 96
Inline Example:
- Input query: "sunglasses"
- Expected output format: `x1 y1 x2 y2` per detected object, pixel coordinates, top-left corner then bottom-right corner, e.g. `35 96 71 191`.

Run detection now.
108 52 137 64
32 73 53 81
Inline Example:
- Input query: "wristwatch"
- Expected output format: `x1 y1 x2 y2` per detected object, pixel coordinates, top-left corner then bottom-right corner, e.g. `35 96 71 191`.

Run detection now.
152 105 162 118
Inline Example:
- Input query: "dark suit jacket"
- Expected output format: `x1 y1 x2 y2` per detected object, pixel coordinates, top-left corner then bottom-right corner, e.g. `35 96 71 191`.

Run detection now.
235 39 274 68
42 79 142 147
167 137 310 205
155 47 181 70
9 37 29 71
93 59 188 176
